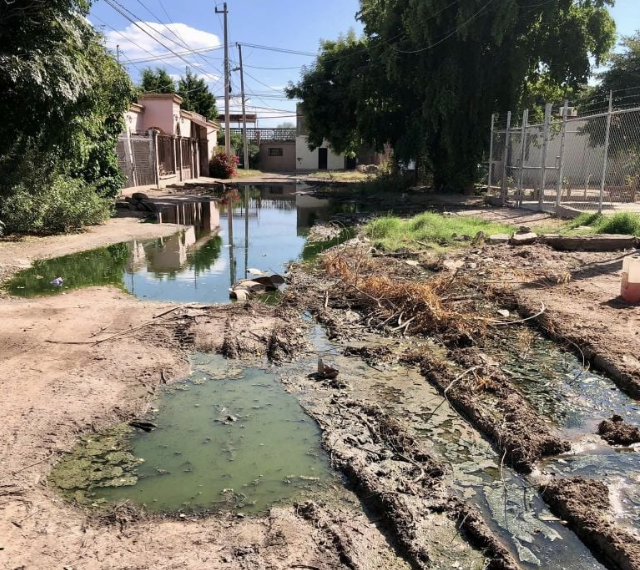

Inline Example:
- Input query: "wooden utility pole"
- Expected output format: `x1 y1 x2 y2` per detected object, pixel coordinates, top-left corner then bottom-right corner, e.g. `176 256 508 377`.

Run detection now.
215 2 231 155
237 43 249 170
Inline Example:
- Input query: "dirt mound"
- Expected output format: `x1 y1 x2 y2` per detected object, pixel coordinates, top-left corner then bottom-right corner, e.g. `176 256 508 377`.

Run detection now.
598 415 640 446
542 477 640 570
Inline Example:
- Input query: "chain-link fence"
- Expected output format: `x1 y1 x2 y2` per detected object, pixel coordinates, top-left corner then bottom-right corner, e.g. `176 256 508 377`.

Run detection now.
487 101 640 214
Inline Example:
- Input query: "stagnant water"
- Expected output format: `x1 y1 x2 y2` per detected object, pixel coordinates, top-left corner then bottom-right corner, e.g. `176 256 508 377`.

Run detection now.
492 335 640 537
4 184 354 303
305 326 606 570
64 353 335 514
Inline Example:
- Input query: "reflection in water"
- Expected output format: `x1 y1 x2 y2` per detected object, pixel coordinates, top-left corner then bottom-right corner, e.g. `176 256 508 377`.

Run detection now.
5 184 342 303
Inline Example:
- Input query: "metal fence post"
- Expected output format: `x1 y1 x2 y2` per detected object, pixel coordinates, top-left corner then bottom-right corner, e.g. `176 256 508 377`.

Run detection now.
149 129 160 188
555 101 569 211
598 90 614 214
517 109 529 207
500 111 512 205
538 103 552 211
487 113 495 193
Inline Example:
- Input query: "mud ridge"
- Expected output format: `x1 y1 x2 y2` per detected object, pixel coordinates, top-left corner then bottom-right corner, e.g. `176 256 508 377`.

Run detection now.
514 294 640 399
411 349 570 473
542 477 640 570
315 397 519 570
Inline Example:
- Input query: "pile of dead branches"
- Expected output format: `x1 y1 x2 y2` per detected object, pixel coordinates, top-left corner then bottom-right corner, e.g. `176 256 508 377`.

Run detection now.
322 247 487 345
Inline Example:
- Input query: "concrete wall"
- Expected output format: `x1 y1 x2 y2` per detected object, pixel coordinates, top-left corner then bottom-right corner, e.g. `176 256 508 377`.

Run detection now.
137 94 183 135
259 142 296 172
296 136 344 171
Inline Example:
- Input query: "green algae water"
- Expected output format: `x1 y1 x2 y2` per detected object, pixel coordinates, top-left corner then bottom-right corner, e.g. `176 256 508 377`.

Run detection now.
55 354 336 514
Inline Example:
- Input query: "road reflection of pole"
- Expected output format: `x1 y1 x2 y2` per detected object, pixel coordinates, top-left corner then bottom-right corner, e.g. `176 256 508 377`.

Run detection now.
244 186 249 279
228 199 237 289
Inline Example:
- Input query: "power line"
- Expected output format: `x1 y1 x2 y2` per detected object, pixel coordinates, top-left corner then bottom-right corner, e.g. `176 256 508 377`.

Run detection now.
103 0 222 85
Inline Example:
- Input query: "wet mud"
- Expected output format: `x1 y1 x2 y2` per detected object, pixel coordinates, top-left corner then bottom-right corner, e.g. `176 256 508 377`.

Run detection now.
542 477 640 570
598 415 640 446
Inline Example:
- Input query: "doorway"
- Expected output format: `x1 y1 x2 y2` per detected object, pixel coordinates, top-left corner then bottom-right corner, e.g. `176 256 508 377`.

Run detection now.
318 148 328 170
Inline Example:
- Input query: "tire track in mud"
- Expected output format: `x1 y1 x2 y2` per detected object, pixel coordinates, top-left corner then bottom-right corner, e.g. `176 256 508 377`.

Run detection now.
305 396 519 570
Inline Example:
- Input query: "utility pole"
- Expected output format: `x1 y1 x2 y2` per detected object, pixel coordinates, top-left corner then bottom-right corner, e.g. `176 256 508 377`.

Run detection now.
215 2 231 156
237 43 249 170
116 44 120 65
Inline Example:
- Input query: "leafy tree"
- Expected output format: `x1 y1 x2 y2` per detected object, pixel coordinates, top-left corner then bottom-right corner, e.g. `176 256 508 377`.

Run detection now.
289 1 616 191
589 32 640 109
178 69 218 121
140 67 176 94
276 122 296 129
580 32 640 179
0 0 136 233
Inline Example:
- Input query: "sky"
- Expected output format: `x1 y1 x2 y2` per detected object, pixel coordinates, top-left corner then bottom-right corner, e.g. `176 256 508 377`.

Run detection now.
89 0 639 127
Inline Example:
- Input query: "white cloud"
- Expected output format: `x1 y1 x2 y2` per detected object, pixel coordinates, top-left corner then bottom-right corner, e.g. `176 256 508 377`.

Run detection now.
105 21 221 67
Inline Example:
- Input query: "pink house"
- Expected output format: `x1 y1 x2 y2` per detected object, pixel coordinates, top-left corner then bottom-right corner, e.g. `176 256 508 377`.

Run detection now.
119 93 219 189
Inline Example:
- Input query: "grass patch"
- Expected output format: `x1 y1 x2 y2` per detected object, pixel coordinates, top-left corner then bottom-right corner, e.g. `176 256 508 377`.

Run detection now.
308 170 372 182
231 169 264 179
363 212 514 251
567 212 640 236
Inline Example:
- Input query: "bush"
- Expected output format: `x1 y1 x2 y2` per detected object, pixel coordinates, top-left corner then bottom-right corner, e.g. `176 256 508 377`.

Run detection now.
209 152 239 179
1 176 112 234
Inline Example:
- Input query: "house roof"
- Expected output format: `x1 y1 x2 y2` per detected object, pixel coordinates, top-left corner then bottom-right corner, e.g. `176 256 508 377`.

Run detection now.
139 93 184 104
129 102 145 113
181 109 219 129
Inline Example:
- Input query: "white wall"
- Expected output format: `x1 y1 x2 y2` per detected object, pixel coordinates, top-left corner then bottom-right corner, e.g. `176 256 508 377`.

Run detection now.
296 136 345 171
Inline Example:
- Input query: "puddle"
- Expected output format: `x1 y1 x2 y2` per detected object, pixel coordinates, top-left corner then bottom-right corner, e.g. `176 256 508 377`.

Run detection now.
492 334 640 435
4 184 356 303
303 327 606 570
53 353 336 514
491 332 640 535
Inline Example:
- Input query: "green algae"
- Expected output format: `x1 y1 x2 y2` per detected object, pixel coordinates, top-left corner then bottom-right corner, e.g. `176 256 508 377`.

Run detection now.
49 424 143 504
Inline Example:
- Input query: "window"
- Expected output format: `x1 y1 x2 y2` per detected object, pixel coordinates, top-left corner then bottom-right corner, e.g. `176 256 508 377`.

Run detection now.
269 148 284 157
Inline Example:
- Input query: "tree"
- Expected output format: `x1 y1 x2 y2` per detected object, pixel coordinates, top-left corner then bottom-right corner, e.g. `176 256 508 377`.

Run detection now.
589 32 640 109
276 122 295 129
288 1 616 191
178 69 218 121
0 0 136 233
140 68 175 94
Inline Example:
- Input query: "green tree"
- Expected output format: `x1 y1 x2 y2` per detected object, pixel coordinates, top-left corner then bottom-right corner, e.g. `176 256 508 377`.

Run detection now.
0 0 136 233
178 69 218 121
140 67 176 94
289 1 616 191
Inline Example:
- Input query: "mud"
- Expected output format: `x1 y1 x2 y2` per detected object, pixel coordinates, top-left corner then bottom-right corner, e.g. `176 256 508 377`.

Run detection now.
483 244 640 399
598 415 640 446
542 477 640 570
311 398 518 570
414 350 570 473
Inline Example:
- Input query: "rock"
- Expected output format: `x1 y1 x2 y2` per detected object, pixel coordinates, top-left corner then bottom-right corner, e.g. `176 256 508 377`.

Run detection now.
357 164 379 174
488 234 510 244
497 309 510 318
598 415 640 446
115 201 132 210
510 232 538 245
517 225 532 234
317 358 339 380
132 192 150 201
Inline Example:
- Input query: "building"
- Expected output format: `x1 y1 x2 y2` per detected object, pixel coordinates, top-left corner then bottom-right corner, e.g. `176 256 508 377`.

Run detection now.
118 93 219 189
295 104 346 171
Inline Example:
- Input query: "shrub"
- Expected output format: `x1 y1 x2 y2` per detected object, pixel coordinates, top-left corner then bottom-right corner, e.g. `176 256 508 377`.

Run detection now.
1 175 112 234
210 152 239 179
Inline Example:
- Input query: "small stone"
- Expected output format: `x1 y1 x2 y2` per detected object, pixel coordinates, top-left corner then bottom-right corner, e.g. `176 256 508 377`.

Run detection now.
510 232 538 245
497 309 510 318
